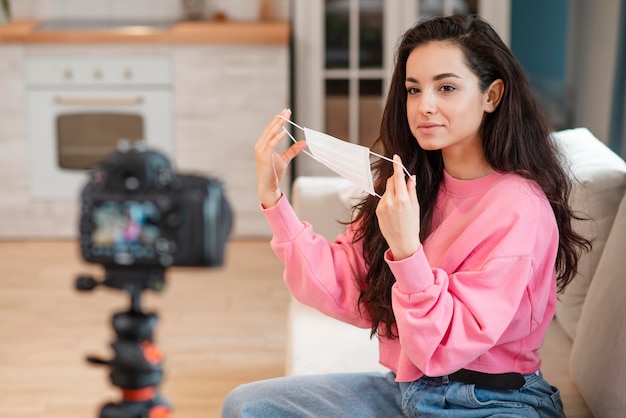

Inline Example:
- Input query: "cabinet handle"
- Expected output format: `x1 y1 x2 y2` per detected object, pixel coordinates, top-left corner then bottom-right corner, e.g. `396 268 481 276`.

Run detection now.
55 96 142 106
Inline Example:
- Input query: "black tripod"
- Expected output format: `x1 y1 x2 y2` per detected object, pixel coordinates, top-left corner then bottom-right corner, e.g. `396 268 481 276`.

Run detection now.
76 267 172 418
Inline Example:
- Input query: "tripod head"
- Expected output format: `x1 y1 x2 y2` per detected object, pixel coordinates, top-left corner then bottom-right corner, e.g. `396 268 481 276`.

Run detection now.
76 267 172 418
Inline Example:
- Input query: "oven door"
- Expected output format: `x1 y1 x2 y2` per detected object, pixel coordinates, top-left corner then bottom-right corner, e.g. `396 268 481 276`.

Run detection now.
27 89 173 199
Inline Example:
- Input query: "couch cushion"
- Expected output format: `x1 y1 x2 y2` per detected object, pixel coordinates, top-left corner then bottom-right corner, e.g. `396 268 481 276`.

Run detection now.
569 192 626 416
291 176 356 241
289 177 384 375
552 128 626 340
286 298 387 375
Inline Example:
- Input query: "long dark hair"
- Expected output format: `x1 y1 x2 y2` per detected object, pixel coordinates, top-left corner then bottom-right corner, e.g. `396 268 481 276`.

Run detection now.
352 14 591 339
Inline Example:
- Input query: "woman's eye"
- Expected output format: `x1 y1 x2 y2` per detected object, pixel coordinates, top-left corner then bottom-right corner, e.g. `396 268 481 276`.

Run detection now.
440 85 456 93
406 87 420 94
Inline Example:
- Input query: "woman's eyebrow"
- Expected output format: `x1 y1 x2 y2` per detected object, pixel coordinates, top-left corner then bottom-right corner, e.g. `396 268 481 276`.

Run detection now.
434 72 462 81
405 73 462 83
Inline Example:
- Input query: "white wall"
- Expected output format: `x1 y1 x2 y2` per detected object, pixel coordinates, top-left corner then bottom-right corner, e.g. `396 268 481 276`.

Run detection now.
570 0 622 143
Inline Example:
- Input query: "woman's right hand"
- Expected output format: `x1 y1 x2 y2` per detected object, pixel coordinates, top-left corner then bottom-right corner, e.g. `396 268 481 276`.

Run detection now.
255 109 307 208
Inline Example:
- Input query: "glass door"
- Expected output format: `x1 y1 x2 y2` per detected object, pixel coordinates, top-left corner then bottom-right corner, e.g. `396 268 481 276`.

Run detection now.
324 0 385 150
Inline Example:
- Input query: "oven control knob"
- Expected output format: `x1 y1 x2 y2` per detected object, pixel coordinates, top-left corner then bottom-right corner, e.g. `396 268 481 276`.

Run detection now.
63 69 73 81
93 69 103 80
123 69 133 80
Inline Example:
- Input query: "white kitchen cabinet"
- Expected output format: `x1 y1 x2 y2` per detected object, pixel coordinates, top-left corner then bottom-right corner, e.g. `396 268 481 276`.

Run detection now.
0 42 289 239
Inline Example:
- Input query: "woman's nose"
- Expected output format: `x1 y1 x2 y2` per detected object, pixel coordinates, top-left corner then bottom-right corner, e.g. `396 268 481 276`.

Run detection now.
418 90 436 114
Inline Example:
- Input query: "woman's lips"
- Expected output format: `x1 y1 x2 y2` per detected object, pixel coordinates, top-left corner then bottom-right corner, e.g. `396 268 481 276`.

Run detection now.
417 123 442 135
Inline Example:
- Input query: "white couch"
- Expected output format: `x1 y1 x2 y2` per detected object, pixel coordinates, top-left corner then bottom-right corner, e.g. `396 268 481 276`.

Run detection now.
286 128 626 418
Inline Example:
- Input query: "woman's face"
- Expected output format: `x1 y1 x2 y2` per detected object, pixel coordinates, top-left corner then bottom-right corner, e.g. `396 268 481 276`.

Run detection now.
404 41 498 166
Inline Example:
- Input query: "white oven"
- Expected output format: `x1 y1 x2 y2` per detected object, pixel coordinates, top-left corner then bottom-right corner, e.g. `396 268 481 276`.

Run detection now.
26 55 173 199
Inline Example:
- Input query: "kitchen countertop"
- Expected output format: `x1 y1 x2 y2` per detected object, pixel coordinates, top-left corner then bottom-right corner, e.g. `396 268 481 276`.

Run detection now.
0 19 290 44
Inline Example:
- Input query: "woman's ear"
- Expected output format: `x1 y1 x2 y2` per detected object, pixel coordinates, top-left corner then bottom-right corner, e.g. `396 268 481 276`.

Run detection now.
484 79 504 113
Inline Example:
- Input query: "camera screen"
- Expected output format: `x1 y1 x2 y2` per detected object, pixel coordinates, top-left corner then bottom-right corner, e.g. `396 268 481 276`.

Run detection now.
90 201 161 258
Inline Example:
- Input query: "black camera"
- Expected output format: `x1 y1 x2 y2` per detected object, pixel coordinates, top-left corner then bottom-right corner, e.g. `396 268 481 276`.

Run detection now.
79 141 233 270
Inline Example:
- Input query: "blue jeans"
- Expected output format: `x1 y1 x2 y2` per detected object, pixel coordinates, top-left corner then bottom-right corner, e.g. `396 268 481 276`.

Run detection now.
221 370 564 417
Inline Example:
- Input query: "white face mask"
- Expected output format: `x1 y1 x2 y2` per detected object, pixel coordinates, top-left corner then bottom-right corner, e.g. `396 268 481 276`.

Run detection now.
277 115 414 198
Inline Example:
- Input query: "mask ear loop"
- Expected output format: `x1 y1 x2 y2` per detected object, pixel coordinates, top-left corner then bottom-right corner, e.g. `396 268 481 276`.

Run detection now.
275 114 316 160
369 151 417 186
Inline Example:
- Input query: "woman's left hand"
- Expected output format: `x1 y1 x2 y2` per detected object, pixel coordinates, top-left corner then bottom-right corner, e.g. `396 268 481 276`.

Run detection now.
376 154 421 260
255 109 307 208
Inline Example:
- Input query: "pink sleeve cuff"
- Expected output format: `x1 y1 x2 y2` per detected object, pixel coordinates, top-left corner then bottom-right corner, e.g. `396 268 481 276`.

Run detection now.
260 195 307 243
385 247 435 294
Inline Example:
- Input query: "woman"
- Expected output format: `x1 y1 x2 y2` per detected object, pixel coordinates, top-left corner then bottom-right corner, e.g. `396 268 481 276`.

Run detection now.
222 14 590 417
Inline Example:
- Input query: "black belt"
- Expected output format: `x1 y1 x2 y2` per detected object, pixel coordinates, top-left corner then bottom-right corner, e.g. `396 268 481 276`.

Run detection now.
448 369 525 390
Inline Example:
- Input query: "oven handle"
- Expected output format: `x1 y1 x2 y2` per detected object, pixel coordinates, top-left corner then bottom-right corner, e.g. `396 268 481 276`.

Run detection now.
55 96 143 106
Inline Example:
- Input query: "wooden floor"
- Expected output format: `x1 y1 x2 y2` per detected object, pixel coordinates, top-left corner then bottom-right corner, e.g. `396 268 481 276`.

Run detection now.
0 239 289 418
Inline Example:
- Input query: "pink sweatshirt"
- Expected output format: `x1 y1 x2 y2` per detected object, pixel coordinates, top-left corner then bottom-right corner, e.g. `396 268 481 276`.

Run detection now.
262 171 559 382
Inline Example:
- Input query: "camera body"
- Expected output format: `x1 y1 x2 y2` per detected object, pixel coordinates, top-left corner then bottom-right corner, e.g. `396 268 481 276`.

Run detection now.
79 142 233 269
